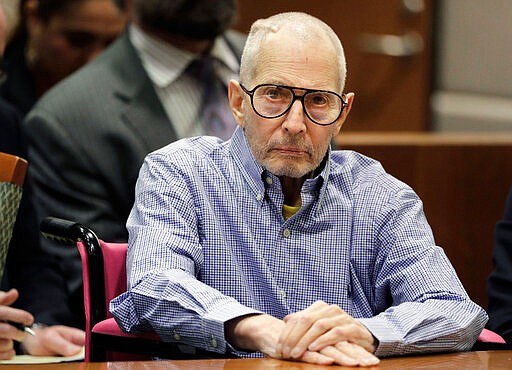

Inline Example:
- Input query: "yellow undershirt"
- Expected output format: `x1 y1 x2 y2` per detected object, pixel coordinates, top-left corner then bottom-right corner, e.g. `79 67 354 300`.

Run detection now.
282 204 301 220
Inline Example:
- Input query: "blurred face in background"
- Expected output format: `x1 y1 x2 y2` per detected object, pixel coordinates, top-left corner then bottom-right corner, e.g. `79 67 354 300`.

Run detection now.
25 0 126 90
133 0 236 41
0 4 7 54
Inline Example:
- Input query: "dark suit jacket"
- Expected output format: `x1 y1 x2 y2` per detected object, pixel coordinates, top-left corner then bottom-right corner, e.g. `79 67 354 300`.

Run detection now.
0 98 68 327
0 36 38 115
23 30 246 328
487 189 512 343
0 98 24 154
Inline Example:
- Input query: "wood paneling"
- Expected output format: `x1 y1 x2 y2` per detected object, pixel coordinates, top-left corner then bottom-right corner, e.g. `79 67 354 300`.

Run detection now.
334 132 512 308
234 0 435 131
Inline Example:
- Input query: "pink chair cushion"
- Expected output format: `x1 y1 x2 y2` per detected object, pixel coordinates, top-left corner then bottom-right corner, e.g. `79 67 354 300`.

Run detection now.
78 240 162 361
92 317 160 340
478 328 506 343
99 241 129 318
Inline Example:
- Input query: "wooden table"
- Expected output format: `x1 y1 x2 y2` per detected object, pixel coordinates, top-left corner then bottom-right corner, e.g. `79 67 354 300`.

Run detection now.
7 351 512 369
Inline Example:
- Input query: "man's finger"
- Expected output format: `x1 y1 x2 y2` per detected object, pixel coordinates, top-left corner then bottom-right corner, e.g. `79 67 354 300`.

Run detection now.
278 301 339 358
0 322 27 342
300 349 334 365
0 289 19 306
321 341 380 367
56 326 86 346
308 319 375 353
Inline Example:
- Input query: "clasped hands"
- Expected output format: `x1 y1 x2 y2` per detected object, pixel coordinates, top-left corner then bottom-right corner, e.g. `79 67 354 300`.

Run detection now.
227 300 380 367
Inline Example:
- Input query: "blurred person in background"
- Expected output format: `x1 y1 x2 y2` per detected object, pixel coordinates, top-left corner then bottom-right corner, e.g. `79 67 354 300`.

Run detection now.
0 0 19 42
0 1 84 360
0 0 126 115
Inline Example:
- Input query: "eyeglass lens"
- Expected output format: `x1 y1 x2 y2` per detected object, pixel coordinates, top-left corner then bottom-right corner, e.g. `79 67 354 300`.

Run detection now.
251 85 343 125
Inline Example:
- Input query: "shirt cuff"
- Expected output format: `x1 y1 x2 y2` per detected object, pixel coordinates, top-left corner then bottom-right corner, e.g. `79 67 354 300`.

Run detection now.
202 301 262 353
357 316 402 357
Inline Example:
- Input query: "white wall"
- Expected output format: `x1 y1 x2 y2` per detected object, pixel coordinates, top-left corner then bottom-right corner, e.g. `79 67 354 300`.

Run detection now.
432 0 512 131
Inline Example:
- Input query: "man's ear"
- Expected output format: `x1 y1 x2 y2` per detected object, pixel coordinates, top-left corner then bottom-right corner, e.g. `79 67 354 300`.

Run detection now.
228 80 245 128
333 92 355 134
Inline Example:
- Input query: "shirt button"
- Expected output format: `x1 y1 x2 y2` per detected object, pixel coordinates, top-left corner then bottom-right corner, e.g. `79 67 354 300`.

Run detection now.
265 176 273 185
256 193 263 201
173 332 181 341
211 337 218 348
283 229 291 237
280 289 287 299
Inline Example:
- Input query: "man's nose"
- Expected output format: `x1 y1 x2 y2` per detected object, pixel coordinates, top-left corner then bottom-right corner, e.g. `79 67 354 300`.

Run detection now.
282 99 307 133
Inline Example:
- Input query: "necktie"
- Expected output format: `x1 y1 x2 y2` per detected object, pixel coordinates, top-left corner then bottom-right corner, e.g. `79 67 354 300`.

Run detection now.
187 55 237 140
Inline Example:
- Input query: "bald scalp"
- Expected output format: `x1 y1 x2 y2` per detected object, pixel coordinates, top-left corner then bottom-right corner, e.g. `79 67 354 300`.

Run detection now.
239 12 346 92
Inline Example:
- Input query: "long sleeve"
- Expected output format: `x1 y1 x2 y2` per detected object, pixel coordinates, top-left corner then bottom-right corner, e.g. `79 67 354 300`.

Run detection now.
111 153 261 354
358 187 487 356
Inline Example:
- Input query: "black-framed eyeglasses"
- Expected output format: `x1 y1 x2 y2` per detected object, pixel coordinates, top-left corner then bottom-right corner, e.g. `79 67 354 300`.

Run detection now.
240 83 347 126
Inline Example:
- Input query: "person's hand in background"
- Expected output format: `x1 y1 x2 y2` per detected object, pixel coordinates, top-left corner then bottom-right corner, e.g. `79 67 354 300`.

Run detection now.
0 289 85 358
21 325 85 357
0 289 34 359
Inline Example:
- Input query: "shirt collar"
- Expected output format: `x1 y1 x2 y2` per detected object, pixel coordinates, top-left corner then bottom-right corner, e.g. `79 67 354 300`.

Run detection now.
230 127 266 199
129 24 239 88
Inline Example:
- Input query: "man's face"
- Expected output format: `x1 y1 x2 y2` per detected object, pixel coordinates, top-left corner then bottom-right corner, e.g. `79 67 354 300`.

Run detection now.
237 32 350 179
28 0 126 80
133 0 236 40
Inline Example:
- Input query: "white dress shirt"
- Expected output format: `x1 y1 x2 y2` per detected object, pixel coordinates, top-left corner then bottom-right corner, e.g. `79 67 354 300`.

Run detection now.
129 24 240 139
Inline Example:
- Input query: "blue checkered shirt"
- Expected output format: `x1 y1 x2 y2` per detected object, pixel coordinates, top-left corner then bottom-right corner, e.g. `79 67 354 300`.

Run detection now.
110 126 487 357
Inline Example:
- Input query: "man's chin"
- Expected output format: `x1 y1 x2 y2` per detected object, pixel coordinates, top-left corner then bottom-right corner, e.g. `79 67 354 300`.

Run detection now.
266 164 311 179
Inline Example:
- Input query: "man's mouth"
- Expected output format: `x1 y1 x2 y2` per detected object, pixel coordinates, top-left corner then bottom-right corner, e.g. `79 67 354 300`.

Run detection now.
272 146 308 157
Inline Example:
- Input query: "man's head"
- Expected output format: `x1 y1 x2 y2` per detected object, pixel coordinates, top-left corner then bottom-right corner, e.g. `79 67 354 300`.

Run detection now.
229 12 354 180
22 0 126 86
132 0 236 41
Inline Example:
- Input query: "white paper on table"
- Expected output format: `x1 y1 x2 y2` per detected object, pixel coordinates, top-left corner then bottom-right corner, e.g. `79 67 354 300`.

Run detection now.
0 347 84 364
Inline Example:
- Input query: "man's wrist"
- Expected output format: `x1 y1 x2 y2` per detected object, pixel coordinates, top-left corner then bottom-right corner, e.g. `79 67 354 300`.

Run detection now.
225 313 263 351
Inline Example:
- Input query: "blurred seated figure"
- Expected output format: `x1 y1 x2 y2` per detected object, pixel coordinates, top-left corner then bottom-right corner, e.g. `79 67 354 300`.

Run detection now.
0 0 126 115
23 0 244 331
0 2 84 360
487 188 512 343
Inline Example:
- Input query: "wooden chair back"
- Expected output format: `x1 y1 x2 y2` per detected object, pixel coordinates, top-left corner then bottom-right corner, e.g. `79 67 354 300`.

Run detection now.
0 152 28 278
0 152 28 186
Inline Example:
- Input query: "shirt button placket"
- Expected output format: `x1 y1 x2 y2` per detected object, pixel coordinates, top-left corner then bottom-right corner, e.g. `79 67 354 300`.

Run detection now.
283 228 291 237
